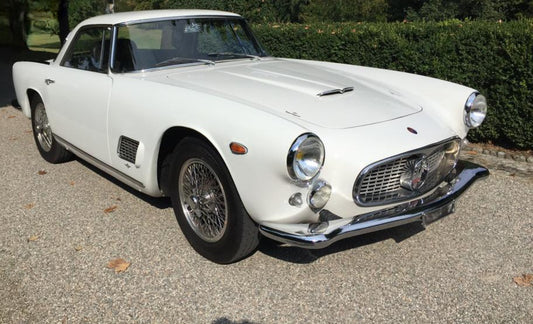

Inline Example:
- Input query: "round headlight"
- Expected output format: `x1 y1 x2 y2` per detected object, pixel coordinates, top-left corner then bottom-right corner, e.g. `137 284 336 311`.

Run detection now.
287 134 325 181
464 93 487 128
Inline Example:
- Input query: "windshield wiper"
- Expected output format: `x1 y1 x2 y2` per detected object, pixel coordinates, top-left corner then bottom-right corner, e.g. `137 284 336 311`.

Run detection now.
155 57 215 68
208 52 262 61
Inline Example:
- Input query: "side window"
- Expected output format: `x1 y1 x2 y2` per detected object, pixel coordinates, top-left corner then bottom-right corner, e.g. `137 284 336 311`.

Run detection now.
62 27 111 73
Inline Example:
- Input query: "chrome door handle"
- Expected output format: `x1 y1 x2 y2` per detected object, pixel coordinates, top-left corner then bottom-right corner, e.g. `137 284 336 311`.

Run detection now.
45 79 55 85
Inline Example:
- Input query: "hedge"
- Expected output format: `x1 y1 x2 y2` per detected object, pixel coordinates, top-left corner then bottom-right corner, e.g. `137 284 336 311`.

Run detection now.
253 20 533 149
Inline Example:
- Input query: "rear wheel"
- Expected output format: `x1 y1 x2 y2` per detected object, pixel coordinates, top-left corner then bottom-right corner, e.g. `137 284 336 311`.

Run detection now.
167 137 259 264
30 96 72 163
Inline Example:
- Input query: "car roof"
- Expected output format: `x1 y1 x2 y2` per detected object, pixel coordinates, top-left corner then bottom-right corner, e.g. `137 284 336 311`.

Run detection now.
80 9 241 26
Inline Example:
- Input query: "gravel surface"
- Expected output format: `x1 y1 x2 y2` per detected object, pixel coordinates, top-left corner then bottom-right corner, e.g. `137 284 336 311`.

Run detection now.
1 105 532 323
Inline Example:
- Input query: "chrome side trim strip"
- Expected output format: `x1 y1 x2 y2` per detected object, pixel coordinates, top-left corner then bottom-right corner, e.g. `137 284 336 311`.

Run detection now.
54 135 145 190
259 160 489 249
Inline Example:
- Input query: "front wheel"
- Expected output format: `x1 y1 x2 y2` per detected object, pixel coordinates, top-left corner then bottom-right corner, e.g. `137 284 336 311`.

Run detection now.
30 96 72 163
167 137 259 264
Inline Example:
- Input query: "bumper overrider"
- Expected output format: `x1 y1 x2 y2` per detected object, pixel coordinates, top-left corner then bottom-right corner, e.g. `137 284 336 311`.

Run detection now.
259 160 489 249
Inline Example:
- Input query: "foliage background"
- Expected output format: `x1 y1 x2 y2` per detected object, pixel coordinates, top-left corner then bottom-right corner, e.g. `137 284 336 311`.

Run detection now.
253 20 533 149
2 0 533 149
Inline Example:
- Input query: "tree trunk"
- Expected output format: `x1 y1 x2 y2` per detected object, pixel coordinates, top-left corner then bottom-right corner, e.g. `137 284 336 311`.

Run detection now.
8 0 29 49
58 0 70 46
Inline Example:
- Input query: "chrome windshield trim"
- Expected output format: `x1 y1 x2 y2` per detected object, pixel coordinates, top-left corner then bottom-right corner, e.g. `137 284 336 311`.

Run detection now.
110 15 268 74
259 160 489 249
115 15 242 27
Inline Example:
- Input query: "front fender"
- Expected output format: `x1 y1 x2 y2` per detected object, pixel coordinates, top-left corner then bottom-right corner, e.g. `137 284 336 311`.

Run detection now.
12 61 51 117
107 75 316 223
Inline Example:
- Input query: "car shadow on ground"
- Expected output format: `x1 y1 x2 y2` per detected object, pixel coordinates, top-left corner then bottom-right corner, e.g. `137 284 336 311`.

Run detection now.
76 153 427 264
75 157 172 210
75 157 427 263
258 222 426 264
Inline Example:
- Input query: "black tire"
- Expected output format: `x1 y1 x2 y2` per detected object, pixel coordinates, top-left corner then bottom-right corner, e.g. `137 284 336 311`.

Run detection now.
166 137 259 264
30 96 72 163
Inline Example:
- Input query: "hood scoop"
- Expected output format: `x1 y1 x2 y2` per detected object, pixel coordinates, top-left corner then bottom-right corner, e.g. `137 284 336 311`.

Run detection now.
317 87 354 97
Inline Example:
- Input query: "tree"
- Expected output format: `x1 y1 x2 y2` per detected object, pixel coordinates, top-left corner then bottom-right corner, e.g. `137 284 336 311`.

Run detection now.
302 0 388 22
58 0 69 45
402 0 533 21
7 0 30 49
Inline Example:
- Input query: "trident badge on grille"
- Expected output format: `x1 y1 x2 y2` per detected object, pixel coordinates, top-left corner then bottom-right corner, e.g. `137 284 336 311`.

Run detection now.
400 156 429 191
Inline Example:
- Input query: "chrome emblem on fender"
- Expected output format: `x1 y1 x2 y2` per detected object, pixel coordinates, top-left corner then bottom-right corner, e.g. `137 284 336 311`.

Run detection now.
400 156 429 191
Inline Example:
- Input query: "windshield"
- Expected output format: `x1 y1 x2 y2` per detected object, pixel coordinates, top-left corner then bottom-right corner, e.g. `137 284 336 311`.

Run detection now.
113 17 267 72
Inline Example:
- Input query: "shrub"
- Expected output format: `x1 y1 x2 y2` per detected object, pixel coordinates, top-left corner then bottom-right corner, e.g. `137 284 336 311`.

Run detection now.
253 20 533 149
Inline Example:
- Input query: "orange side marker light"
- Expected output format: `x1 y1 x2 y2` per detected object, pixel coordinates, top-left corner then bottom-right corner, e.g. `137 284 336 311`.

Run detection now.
230 142 248 155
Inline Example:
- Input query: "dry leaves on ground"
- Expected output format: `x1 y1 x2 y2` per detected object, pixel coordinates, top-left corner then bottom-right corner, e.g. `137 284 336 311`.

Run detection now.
107 258 130 273
513 274 533 287
24 203 35 209
104 205 117 213
27 235 39 242
7 115 16 119
37 170 47 175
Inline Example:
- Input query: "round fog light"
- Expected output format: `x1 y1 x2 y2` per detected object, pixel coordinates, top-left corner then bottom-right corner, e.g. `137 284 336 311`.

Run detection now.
308 181 332 211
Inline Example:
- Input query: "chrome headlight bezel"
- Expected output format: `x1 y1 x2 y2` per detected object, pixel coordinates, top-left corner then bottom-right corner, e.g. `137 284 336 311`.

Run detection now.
287 133 325 182
464 92 487 128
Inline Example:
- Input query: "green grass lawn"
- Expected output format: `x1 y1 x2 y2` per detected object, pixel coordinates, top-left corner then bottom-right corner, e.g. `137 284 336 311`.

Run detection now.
0 13 61 53
27 31 61 53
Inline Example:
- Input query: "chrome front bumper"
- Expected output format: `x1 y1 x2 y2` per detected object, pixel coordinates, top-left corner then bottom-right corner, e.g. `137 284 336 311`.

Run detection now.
259 161 489 249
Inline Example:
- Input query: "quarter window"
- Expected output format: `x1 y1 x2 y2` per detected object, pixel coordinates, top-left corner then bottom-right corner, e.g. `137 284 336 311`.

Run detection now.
62 27 111 73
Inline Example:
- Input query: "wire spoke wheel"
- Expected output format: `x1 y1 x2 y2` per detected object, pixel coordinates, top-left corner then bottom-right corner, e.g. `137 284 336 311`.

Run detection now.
178 158 228 242
33 102 53 152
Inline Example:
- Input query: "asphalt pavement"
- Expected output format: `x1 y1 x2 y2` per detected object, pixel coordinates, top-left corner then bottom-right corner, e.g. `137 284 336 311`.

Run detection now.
1 105 532 323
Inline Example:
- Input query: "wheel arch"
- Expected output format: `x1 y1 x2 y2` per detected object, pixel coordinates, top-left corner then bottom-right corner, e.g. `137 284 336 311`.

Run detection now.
157 126 224 196
25 88 44 117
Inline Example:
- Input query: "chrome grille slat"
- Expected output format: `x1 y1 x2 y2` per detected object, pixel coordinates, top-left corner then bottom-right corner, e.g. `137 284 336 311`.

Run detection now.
354 139 460 206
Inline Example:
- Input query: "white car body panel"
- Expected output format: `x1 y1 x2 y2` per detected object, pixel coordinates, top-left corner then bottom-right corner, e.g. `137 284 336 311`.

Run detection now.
12 10 486 236
47 68 113 164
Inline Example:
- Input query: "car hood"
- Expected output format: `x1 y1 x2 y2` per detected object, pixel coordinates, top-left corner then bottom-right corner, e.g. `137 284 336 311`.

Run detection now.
147 58 422 129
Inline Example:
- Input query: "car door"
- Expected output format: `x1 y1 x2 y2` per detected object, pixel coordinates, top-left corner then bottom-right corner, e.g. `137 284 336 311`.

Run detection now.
45 26 113 164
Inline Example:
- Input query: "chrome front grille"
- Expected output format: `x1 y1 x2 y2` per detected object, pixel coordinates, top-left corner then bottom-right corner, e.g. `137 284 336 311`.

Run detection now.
357 158 407 203
354 139 461 206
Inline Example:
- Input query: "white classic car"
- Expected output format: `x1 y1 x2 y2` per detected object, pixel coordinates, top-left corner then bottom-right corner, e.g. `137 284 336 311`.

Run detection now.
13 10 489 263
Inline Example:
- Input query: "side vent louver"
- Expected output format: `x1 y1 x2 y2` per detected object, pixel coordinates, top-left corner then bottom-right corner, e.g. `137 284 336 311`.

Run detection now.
118 136 139 164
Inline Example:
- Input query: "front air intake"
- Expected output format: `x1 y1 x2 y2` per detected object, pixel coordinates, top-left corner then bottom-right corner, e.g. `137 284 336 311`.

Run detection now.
117 136 139 164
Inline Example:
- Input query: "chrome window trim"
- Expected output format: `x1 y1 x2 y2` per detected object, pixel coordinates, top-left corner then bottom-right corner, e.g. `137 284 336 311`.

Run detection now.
109 25 118 72
60 24 113 72
353 137 461 207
